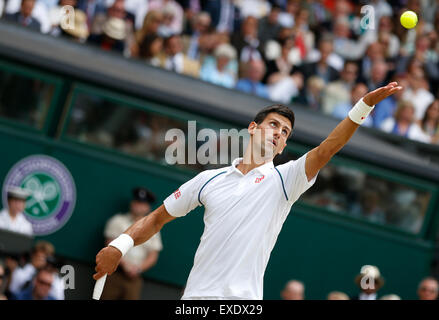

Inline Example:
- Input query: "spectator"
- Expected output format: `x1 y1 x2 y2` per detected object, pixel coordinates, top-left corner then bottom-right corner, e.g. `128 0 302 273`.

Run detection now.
380 100 431 143
418 100 439 143
375 16 400 60
258 4 281 47
89 0 134 56
231 16 263 63
135 10 163 49
8 241 64 300
88 17 127 54
332 82 372 127
182 11 211 60
352 265 384 300
295 75 325 111
12 267 56 300
281 279 305 300
417 277 439 300
264 36 303 103
365 59 389 91
138 34 164 67
235 0 270 20
298 36 339 86
200 43 237 88
148 0 184 35
0 187 33 236
51 5 89 42
372 73 409 128
0 262 7 300
332 16 368 61
327 291 349 300
160 34 200 78
101 187 162 300
203 0 237 34
4 0 51 33
277 0 300 28
402 67 435 121
359 42 386 83
3 0 41 32
235 59 269 99
321 60 358 115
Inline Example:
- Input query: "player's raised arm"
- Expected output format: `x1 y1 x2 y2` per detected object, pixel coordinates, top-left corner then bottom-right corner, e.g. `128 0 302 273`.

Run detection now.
304 82 403 181
93 204 175 280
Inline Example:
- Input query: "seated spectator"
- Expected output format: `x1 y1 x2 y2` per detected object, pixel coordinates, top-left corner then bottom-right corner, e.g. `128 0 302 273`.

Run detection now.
332 16 369 61
419 100 439 144
235 59 269 99
359 42 386 82
281 279 305 300
134 10 163 53
3 0 41 32
327 291 349 300
101 187 162 300
350 190 386 224
0 187 33 236
159 34 200 78
8 241 64 300
297 36 339 87
0 262 7 300
364 59 389 91
264 36 303 103
380 100 431 143
200 43 237 88
51 5 89 42
417 277 439 300
182 11 211 61
352 265 384 300
402 67 435 121
89 0 134 56
138 34 163 67
372 73 408 128
88 17 127 54
332 82 372 127
375 16 400 60
12 267 55 300
231 16 263 63
258 4 281 47
321 61 358 115
149 0 184 34
295 75 325 111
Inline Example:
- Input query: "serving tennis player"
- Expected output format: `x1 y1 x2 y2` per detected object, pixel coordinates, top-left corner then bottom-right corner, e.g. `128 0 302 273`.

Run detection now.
93 82 402 300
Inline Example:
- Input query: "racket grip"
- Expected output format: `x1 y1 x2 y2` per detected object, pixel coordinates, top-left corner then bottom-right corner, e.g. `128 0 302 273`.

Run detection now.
92 274 107 300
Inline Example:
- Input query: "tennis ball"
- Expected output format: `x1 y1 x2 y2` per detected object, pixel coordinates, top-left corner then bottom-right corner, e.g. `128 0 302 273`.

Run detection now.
400 11 418 29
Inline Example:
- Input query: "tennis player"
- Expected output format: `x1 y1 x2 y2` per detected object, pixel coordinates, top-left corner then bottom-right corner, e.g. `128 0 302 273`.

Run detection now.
93 82 402 300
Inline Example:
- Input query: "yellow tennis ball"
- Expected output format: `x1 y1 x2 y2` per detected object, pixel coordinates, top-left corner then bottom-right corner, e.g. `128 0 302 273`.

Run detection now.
400 11 418 29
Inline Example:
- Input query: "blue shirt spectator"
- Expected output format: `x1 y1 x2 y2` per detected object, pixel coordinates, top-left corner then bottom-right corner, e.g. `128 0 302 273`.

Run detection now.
12 268 56 300
235 59 269 99
200 44 237 89
372 96 398 128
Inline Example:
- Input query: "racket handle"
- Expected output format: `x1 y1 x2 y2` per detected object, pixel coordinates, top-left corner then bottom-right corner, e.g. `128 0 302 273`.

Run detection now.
92 274 107 300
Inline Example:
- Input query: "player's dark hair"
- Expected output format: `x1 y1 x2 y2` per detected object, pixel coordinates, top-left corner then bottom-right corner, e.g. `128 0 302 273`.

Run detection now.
253 105 295 137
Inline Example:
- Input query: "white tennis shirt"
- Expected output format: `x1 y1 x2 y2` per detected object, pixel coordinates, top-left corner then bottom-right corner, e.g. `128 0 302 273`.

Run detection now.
163 153 317 300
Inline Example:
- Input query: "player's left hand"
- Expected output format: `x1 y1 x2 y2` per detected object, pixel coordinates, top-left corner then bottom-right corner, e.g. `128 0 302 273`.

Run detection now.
363 82 403 107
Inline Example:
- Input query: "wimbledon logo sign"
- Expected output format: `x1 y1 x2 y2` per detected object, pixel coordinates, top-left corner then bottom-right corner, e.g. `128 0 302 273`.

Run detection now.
2 155 76 235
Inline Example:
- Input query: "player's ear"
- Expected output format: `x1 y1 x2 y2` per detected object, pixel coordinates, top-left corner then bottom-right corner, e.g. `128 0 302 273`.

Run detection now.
248 121 258 135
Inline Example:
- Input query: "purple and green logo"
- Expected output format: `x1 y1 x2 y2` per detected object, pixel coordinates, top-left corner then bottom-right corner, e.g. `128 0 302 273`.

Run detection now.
2 155 76 235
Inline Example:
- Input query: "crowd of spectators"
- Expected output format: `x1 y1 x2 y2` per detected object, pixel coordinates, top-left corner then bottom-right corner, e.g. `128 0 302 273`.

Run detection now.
281 265 439 300
1 0 439 145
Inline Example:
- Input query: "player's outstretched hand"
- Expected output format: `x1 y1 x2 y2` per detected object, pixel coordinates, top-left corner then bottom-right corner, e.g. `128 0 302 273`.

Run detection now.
93 246 122 280
363 82 403 107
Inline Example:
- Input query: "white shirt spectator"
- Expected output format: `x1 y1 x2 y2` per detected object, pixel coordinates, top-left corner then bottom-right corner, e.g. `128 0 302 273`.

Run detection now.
104 213 163 267
0 208 33 235
9 263 65 300
163 153 317 299
403 88 435 121
380 118 432 143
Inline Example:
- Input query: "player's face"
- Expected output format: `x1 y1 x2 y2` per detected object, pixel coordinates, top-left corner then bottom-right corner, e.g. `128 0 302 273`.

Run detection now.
249 113 291 161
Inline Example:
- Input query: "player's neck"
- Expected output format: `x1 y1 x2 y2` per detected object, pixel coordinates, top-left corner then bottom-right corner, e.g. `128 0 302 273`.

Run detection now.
237 146 273 175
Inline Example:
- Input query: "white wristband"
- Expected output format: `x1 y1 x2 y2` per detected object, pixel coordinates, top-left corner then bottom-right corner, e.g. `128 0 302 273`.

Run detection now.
108 234 134 256
348 98 374 125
